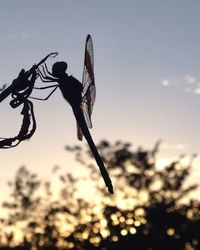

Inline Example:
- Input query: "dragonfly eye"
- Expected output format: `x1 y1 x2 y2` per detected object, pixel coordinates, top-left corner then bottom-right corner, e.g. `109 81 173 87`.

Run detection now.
52 61 68 77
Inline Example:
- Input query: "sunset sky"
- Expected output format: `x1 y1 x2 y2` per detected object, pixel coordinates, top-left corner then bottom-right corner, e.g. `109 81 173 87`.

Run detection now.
0 1 200 201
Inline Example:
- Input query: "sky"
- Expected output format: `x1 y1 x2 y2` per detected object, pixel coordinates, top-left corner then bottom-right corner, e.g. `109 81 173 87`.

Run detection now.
0 0 200 201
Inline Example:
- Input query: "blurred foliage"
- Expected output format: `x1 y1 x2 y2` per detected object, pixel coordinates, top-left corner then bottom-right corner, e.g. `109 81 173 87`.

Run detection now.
0 140 200 250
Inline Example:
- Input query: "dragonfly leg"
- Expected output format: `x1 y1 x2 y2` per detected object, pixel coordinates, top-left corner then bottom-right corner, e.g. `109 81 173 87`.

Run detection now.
37 66 57 82
34 84 59 90
41 64 58 80
30 86 58 101
43 63 56 77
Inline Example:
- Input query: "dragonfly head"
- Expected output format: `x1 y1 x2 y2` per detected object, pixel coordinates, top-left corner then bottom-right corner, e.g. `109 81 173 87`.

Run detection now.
52 61 68 77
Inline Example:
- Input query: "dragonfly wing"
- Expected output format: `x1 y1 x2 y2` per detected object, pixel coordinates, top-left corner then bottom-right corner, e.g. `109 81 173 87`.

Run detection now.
77 121 83 141
77 34 96 141
76 104 86 141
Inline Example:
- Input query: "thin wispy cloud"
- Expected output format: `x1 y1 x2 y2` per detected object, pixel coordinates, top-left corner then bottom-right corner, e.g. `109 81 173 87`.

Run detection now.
161 79 171 86
184 74 196 84
162 143 188 151
194 88 200 94
0 32 41 41
161 74 200 94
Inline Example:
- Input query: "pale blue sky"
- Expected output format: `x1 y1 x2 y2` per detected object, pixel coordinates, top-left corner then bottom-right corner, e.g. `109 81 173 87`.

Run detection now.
0 1 200 199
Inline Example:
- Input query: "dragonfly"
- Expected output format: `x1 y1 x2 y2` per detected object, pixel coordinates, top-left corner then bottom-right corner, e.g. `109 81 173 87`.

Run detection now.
36 35 114 194
0 53 58 148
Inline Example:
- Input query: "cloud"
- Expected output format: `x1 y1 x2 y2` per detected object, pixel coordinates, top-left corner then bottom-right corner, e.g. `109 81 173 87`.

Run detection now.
20 32 40 39
0 32 41 41
162 143 188 150
160 74 200 95
161 79 171 86
194 87 200 94
184 74 196 84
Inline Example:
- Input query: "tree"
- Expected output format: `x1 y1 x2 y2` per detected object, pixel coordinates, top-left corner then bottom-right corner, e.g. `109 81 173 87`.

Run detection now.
64 140 200 250
1 140 200 250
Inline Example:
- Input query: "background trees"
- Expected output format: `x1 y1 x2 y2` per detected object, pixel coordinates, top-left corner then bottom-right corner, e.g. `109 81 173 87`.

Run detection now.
0 140 200 250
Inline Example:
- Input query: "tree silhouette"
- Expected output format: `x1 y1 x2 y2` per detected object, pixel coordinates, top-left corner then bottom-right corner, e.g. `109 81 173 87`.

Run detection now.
64 140 200 250
0 140 200 250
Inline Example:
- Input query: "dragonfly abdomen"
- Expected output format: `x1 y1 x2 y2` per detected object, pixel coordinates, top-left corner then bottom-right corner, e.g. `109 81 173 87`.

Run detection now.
72 106 114 194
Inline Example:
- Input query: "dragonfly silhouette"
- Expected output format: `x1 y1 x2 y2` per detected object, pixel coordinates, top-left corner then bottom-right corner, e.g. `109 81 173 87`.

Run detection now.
0 53 58 148
36 35 114 194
